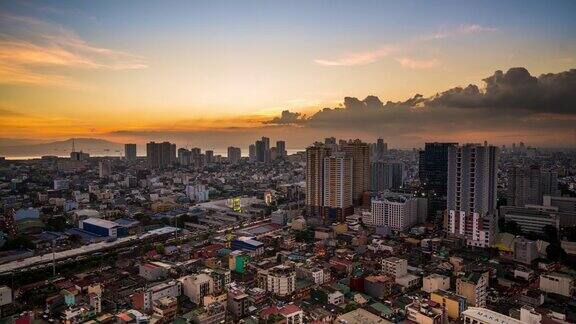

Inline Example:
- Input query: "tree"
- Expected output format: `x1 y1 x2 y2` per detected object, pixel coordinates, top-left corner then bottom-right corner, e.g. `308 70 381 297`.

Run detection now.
46 216 67 231
344 302 359 313
543 225 559 244
502 220 522 235
1 235 35 251
68 234 83 244
546 244 567 262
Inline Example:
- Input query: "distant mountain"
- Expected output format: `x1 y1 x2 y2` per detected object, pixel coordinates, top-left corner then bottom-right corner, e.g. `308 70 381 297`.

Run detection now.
0 138 125 158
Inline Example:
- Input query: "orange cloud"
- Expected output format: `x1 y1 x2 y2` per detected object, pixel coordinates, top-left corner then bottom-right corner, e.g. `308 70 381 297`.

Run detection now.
314 45 397 66
0 13 146 87
396 57 440 69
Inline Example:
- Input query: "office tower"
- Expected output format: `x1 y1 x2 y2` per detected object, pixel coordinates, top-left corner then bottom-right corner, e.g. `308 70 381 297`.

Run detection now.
124 143 137 161
419 142 457 222
178 148 191 166
507 166 559 206
371 192 423 230
227 146 241 164
276 140 287 158
205 150 214 164
248 144 256 163
371 161 404 191
305 143 331 217
255 140 266 162
322 153 354 221
419 143 457 197
446 143 498 248
340 140 370 206
146 141 176 169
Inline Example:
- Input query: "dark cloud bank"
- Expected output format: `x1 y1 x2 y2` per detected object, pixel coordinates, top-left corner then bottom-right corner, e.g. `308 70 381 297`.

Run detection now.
264 67 576 146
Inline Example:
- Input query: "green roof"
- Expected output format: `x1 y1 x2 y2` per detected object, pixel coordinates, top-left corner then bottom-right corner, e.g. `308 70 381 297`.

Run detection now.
370 302 393 316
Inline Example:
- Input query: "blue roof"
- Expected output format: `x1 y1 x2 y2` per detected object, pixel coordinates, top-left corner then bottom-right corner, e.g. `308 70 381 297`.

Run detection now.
15 208 40 221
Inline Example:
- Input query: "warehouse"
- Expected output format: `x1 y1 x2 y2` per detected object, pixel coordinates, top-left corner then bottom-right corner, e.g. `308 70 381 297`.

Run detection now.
79 218 127 238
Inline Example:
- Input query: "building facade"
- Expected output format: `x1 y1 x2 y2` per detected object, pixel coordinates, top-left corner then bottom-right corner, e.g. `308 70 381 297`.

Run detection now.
447 143 498 248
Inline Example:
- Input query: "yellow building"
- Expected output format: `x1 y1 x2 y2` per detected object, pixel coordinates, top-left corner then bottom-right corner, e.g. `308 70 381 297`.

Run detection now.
430 290 467 320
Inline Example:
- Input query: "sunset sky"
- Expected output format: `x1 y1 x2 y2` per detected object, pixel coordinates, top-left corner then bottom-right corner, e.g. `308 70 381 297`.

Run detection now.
0 0 575 149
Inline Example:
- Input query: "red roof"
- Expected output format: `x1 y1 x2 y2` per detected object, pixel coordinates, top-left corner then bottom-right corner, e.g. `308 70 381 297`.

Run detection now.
260 306 279 318
279 305 301 316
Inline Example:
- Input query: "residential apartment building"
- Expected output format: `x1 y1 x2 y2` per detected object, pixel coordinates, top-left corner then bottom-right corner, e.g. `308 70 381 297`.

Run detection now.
456 271 489 307
447 143 498 248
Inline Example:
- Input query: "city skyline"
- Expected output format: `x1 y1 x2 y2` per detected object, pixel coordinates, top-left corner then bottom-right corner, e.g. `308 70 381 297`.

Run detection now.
1 2 575 323
1 1 575 149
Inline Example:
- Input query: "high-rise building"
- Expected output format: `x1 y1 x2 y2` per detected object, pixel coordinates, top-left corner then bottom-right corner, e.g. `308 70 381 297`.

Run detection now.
371 161 404 191
205 150 214 164
124 143 137 161
227 146 241 164
306 143 331 217
507 165 559 206
146 141 176 169
98 160 112 178
276 140 287 158
373 138 388 161
340 140 370 206
446 143 498 248
419 142 457 197
262 137 271 162
255 140 266 162
324 137 336 145
190 148 202 167
248 144 256 163
322 153 354 221
178 148 191 166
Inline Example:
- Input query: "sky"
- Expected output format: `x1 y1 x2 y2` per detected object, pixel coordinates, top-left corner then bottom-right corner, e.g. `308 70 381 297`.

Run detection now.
0 0 575 150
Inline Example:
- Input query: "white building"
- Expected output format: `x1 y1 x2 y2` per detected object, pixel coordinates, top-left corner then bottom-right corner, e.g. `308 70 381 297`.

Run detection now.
422 274 450 293
267 265 296 297
54 179 70 190
462 307 523 324
179 274 214 305
447 143 498 248
327 290 345 305
371 192 422 230
186 184 209 202
382 257 407 278
0 286 12 306
539 273 574 297
136 280 182 311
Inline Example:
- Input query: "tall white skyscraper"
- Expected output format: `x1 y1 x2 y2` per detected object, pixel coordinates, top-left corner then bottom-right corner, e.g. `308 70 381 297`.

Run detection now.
447 143 498 247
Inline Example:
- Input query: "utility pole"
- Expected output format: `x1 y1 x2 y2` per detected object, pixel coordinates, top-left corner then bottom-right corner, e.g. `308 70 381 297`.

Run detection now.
52 239 56 277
